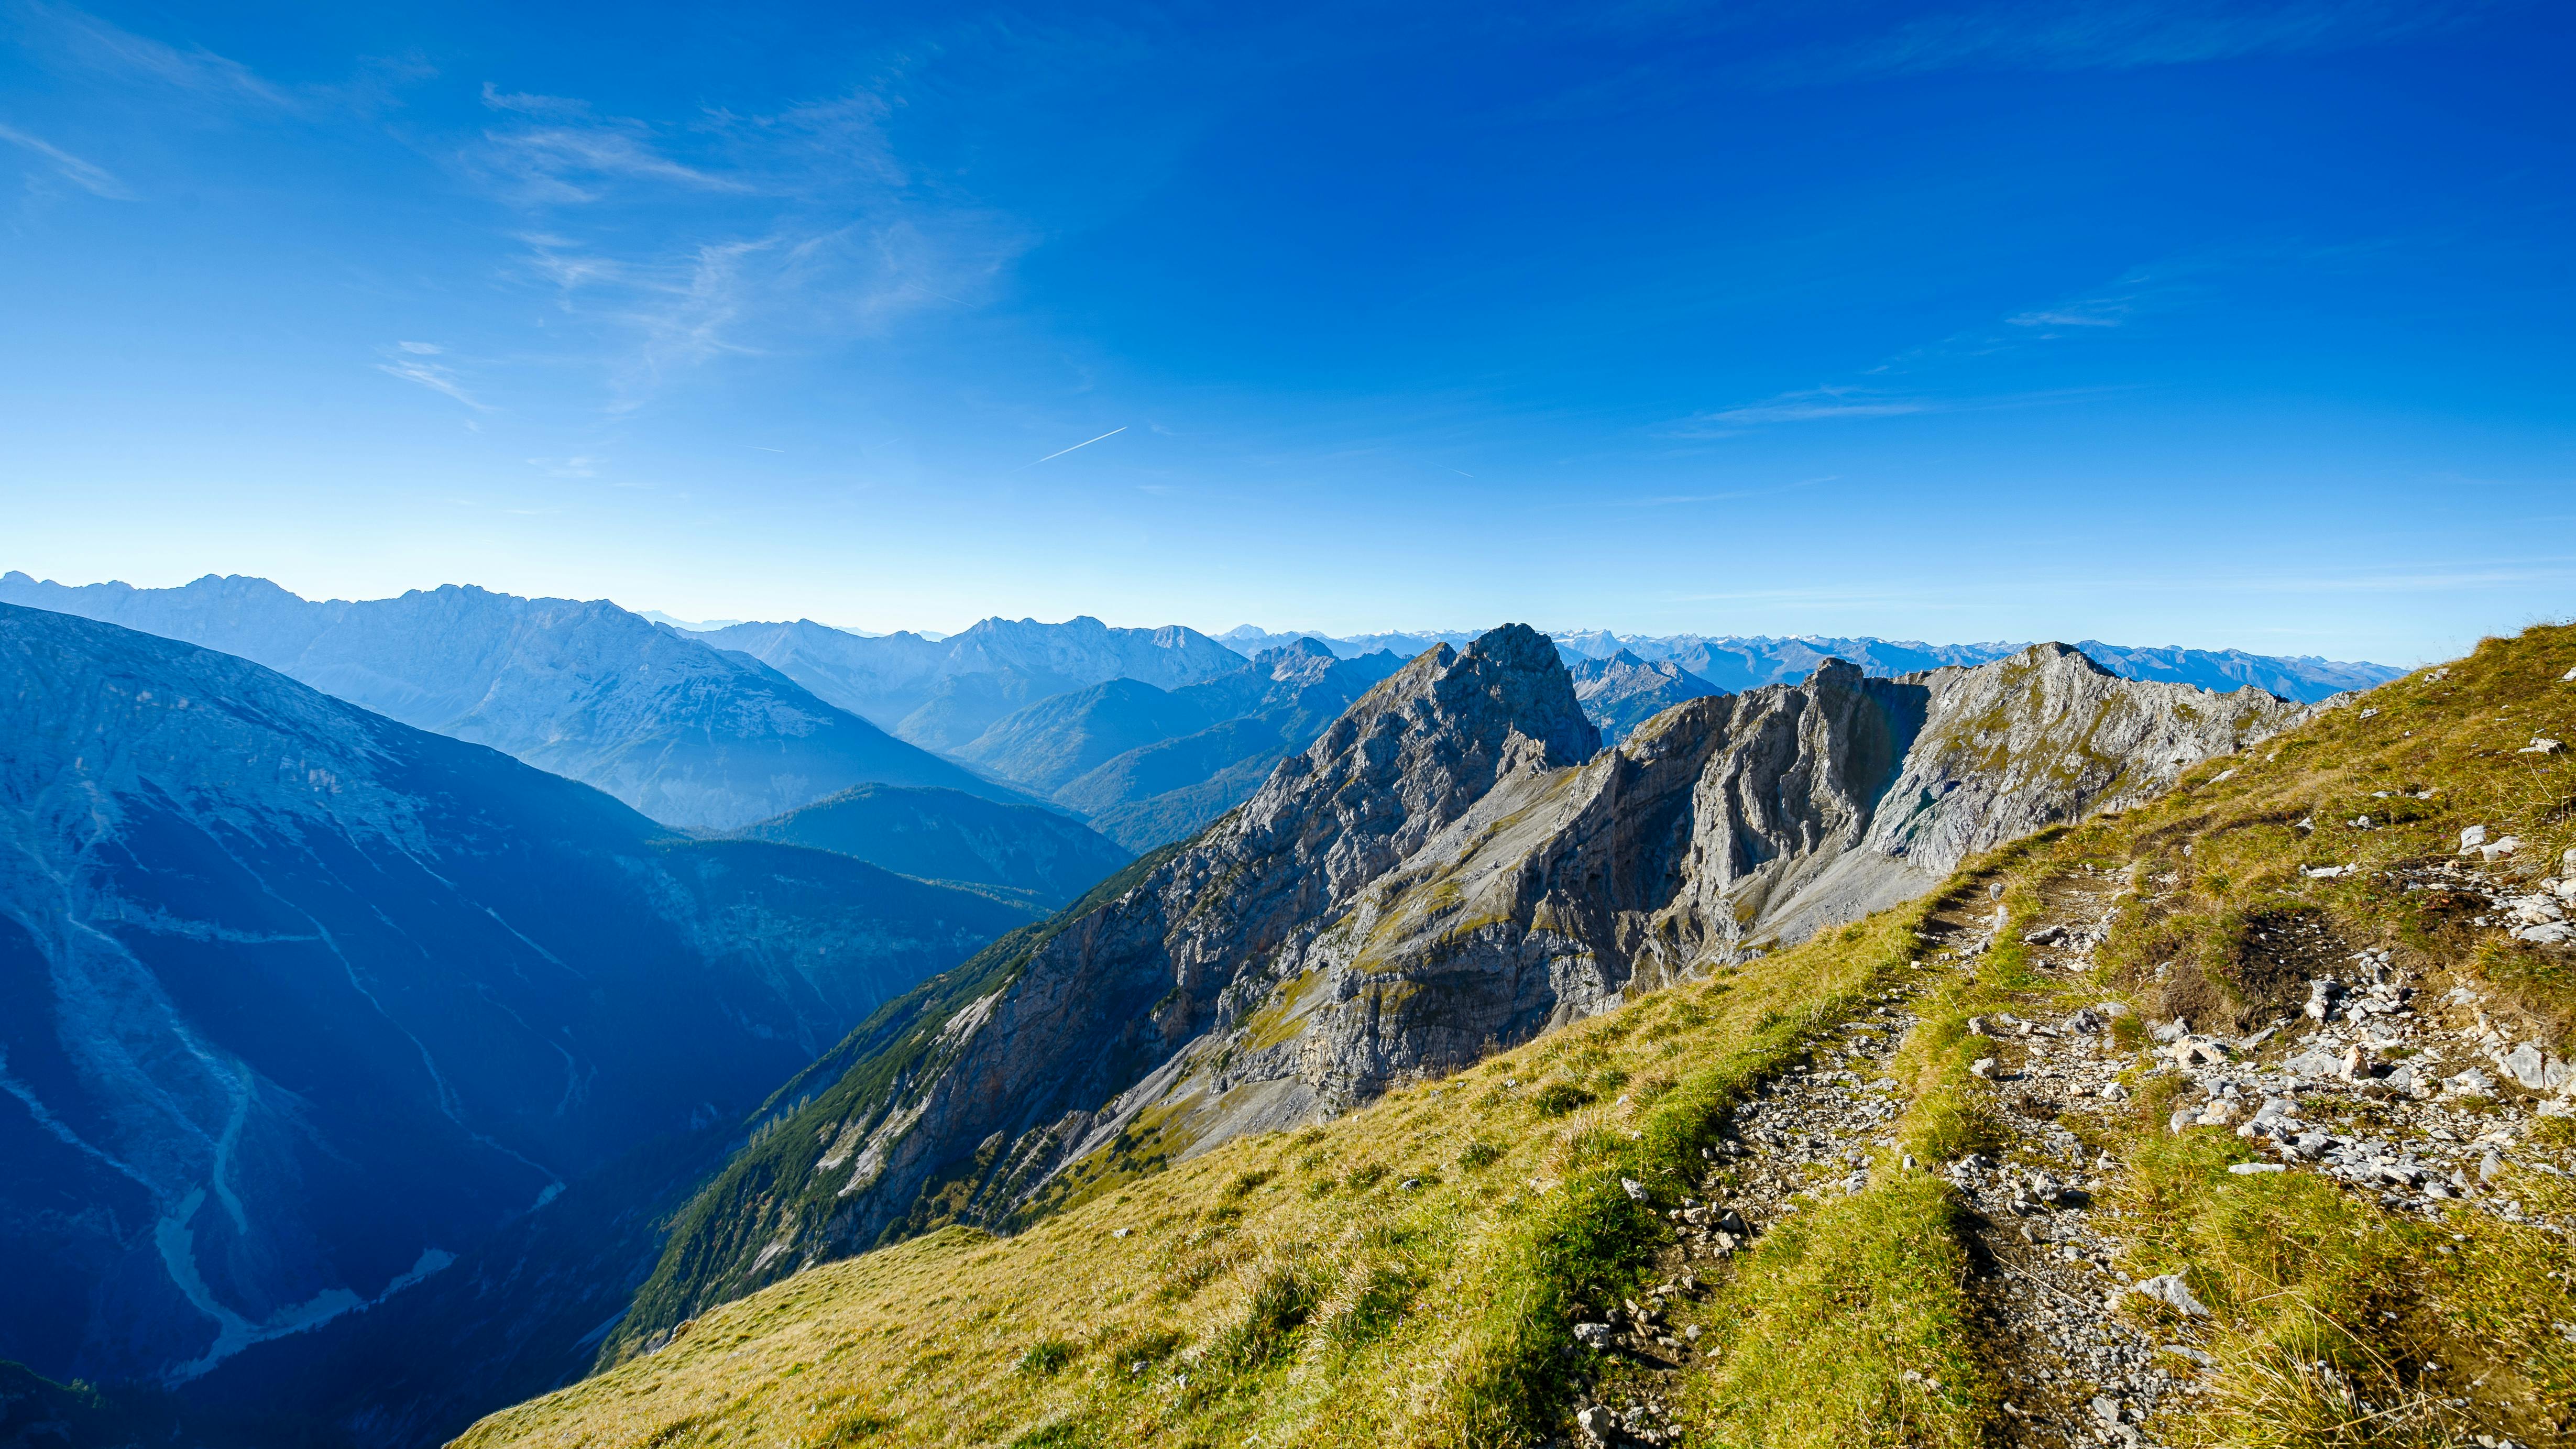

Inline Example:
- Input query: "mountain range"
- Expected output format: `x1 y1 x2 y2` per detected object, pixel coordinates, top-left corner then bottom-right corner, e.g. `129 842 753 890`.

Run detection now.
1216 625 2402 701
0 603 1033 1392
601 626 2306 1350
951 639 1408 849
682 614 1247 751
0 573 1023 832
0 576 2454 1448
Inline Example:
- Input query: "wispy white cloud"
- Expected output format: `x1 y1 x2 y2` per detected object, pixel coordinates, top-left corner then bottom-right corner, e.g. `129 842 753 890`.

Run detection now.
1667 258 2184 440
9 3 433 117
469 84 744 205
395 339 442 354
1664 388 1936 437
0 120 131 198
462 76 1024 411
12 0 291 106
526 456 597 478
374 347 487 410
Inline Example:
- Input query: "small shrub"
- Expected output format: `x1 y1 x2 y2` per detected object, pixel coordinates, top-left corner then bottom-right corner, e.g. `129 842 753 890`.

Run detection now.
1331 1263 1427 1349
1345 1162 1389 1191
1016 1338 1074 1376
1212 1261 1329 1371
801 1404 891 1447
1532 1082 1595 1117
1223 1169 1275 1199
1459 1139 1506 1170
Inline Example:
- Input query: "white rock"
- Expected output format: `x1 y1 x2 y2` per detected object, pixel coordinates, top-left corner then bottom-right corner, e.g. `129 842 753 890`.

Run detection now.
2228 1162 2286 1174
2520 737 2565 755
2460 825 2490 852
1620 1177 1649 1202
2127 1273 2210 1316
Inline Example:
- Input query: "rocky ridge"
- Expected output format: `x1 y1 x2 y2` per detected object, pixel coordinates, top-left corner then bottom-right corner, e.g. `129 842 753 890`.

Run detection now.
610 632 2305 1353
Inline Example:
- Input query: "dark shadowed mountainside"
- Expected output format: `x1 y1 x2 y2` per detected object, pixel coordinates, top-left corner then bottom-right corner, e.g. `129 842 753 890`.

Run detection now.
731 784 1131 906
0 603 1031 1402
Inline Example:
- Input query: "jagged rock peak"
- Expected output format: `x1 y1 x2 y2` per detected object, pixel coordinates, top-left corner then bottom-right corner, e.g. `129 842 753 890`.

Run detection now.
1236 624 1599 881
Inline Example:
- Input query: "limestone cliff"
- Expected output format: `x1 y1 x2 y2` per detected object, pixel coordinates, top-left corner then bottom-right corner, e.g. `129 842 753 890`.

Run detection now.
613 634 2301 1350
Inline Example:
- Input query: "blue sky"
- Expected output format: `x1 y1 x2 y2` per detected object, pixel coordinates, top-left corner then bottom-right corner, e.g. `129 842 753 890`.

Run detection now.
1 1 2569 664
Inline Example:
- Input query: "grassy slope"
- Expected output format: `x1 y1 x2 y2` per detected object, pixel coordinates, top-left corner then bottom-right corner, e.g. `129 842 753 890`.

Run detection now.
459 624 2576 1449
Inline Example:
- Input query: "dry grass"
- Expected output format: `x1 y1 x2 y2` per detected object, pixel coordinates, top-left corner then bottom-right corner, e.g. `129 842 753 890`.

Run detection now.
455 894 1960 1448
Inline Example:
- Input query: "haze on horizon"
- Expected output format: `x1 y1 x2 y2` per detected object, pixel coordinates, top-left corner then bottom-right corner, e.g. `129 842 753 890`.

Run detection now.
3 1 2571 665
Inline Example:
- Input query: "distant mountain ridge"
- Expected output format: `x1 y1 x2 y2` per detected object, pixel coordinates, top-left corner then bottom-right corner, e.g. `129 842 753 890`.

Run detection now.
683 614 1246 749
0 573 1025 830
954 640 1408 849
0 604 1032 1392
1215 625 2399 703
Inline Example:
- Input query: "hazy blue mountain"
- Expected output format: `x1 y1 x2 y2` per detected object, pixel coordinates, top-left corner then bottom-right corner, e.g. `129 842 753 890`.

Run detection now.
2066 640 2400 699
1055 642 1407 849
1220 624 2397 704
889 663 1091 752
952 678 1230 794
1216 624 1477 660
0 603 1032 1389
0 573 1018 830
732 784 1132 906
685 615 1245 744
1566 649 1728 742
1623 634 2008 690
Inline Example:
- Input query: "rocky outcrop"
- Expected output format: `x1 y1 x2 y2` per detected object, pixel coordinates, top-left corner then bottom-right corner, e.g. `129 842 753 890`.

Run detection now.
616 635 2302 1348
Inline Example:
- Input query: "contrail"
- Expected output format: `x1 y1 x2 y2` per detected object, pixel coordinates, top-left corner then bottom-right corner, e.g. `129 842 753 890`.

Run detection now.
1020 425 1126 468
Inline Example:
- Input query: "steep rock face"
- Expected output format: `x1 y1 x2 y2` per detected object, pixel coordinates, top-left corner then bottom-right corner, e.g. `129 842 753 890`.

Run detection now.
1289 645 2301 1056
608 626 1594 1347
0 574 1015 830
1565 649 1728 743
732 784 1132 906
612 639 2301 1351
0 605 1028 1388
